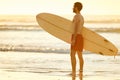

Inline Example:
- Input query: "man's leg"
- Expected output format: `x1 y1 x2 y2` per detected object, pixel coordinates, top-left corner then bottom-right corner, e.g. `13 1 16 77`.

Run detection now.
70 50 76 80
77 51 84 80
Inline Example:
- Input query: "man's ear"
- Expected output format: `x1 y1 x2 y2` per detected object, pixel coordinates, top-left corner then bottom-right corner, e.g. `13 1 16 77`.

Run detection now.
75 7 78 10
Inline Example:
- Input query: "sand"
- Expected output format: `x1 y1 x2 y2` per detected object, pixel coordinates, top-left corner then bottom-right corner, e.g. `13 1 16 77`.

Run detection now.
0 51 120 80
0 69 118 80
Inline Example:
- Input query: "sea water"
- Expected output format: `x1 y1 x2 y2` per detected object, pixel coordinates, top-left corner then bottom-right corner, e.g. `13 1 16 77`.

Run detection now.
0 15 120 53
0 30 119 53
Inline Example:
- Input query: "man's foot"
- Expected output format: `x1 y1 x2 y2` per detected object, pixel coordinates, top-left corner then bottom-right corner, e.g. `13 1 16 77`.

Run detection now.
79 70 83 80
72 71 76 80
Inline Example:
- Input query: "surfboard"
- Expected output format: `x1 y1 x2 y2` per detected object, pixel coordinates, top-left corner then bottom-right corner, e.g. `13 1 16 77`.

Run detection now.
36 13 118 56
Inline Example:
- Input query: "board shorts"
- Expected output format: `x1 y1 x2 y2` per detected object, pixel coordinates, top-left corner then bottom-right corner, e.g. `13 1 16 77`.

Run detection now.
71 34 84 52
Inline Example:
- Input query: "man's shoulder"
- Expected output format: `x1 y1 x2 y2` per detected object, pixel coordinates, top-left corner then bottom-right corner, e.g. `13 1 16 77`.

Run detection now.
74 14 81 20
73 14 84 23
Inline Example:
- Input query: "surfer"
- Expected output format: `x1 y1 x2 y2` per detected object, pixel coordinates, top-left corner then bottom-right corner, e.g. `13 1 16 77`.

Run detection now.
71 2 84 80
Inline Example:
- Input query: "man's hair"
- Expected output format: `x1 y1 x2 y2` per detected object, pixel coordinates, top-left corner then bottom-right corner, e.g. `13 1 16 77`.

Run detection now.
74 2 83 11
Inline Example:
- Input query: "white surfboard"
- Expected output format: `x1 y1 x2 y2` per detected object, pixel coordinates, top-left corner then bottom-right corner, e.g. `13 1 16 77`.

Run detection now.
36 13 118 56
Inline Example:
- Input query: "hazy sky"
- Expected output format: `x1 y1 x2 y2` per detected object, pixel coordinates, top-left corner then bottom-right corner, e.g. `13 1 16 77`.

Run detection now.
0 0 120 15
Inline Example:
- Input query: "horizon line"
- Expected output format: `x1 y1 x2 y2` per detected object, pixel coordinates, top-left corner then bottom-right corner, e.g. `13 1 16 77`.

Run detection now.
0 13 120 16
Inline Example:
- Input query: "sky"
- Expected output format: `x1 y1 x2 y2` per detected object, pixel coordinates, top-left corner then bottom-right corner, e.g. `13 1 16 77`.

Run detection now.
0 0 120 15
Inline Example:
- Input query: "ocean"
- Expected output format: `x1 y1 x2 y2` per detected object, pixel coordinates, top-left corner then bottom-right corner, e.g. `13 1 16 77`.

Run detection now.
0 14 120 79
0 14 120 53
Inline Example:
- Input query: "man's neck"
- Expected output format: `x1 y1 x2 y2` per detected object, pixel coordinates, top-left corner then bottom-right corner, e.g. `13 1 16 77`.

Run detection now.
75 11 80 14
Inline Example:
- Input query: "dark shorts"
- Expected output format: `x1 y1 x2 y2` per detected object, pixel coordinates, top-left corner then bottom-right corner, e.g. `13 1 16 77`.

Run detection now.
71 34 84 52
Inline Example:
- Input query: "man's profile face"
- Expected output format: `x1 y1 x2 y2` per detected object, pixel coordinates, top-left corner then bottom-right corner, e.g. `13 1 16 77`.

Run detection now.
73 5 76 13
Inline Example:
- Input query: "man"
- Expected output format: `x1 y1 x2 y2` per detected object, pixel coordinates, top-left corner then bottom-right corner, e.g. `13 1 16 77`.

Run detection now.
70 2 84 80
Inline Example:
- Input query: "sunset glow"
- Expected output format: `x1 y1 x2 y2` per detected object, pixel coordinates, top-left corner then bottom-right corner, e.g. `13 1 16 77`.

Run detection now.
0 0 120 15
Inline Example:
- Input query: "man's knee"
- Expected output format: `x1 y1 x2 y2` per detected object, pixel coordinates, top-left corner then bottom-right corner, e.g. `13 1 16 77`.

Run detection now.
70 50 76 55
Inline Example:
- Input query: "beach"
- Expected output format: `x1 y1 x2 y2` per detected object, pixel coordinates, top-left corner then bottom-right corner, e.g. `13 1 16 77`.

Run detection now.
0 51 120 80
0 15 120 80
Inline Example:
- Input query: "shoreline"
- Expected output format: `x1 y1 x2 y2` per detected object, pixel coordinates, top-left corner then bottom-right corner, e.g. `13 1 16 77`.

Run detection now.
0 51 120 80
0 69 119 80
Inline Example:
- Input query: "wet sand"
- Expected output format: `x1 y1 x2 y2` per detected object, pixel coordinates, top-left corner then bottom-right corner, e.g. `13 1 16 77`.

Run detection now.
0 69 119 80
0 51 120 80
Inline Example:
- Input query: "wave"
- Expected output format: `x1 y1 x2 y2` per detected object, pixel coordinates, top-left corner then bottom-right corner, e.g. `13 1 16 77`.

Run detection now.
0 25 41 30
0 24 120 32
90 28 120 33
0 44 69 53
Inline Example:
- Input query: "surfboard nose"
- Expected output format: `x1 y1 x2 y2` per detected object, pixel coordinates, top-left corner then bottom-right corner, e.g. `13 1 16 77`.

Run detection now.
36 13 43 21
36 13 41 19
36 13 48 19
